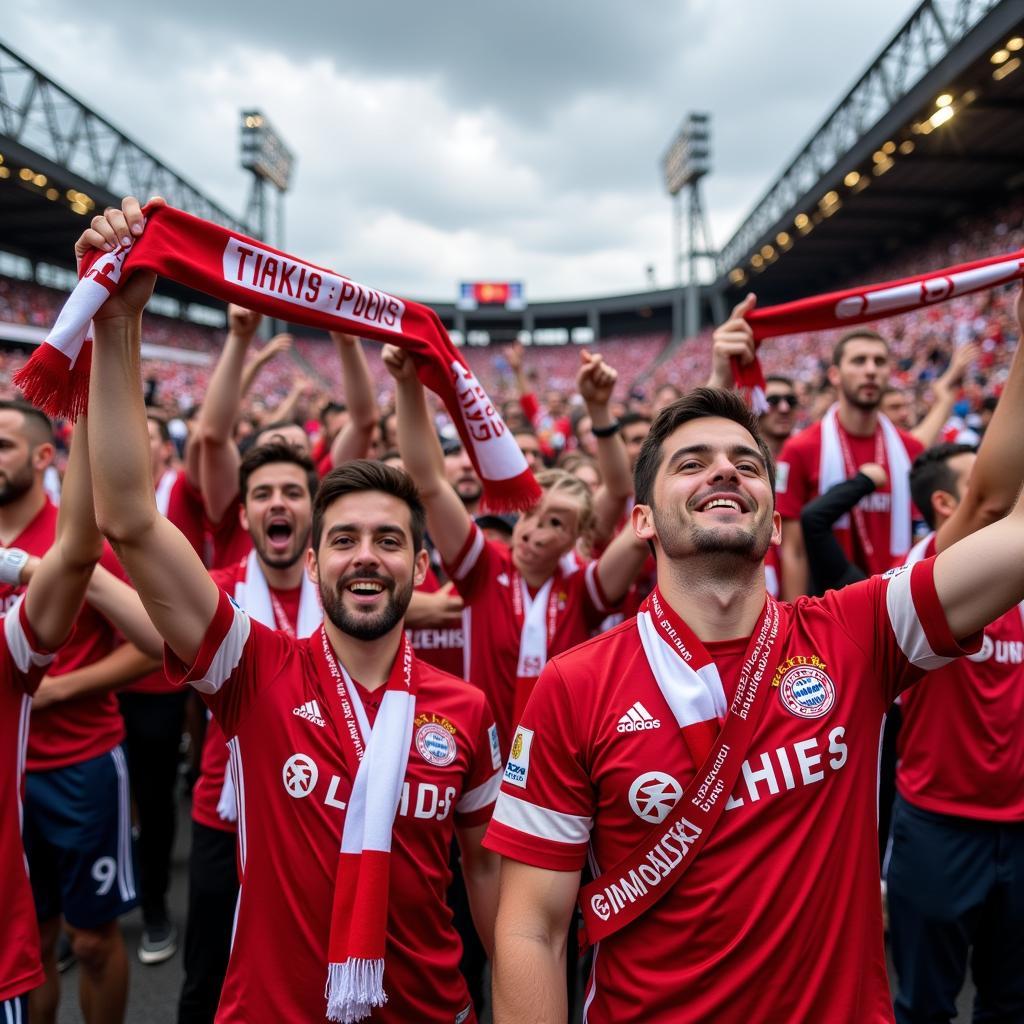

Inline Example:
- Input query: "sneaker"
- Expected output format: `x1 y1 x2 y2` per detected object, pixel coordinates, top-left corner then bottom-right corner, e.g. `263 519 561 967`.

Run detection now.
57 933 76 974
138 921 178 965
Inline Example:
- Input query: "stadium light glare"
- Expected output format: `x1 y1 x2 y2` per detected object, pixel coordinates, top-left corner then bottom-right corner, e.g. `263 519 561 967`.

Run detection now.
33 174 47 187
70 201 87 215
0 168 9 179
882 141 896 155
760 244 775 259
45 187 58 201
776 231 791 246
936 93 954 107
994 57 1020 81
0 154 4 164
18 167 32 181
729 268 747 285
794 213 810 229
750 254 764 269
1008 38 1023 52
929 106 955 129
899 140 915 155
991 49 1010 64
873 156 894 176
852 174 871 193
844 171 861 187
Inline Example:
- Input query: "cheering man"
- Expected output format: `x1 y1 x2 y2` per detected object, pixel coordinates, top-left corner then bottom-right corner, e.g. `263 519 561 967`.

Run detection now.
84 197 502 1023
485 376 1024 1023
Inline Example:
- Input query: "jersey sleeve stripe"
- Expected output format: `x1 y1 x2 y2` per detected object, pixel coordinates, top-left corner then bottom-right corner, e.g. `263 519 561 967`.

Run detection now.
491 791 592 845
457 770 501 813
885 563 950 670
908 557 983 658
173 591 251 694
451 524 485 581
584 560 611 613
4 595 55 675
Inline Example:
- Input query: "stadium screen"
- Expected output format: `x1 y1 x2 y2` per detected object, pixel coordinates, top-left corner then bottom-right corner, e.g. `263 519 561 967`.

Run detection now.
456 281 526 312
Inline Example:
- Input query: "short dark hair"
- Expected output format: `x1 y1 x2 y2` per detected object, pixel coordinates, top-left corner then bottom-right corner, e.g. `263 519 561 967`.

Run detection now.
909 443 976 530
765 375 794 390
633 387 775 508
146 410 171 443
0 400 53 446
620 411 653 431
312 459 426 553
320 401 346 423
239 441 318 502
832 329 889 367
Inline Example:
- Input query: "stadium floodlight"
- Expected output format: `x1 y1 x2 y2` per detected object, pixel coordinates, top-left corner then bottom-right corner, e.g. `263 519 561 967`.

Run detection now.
661 112 711 197
240 110 294 192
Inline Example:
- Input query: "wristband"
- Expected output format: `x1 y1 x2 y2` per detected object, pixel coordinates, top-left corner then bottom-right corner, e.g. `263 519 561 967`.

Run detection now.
0 548 29 587
591 420 621 439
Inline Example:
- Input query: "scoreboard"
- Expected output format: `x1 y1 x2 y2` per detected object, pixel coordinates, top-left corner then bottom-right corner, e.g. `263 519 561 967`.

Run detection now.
456 281 526 311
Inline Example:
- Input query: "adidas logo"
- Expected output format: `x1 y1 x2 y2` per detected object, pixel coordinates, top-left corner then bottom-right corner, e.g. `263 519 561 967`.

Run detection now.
617 701 661 733
292 700 326 728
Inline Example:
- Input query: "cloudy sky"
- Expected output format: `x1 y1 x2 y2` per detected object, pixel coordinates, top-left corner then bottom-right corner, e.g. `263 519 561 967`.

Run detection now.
5 1 917 300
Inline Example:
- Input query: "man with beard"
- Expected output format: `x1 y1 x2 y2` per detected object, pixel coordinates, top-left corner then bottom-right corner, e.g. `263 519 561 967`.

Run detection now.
776 329 923 598
486 384 1024 1024
178 440 321 1023
0 404 155 1024
83 195 502 1023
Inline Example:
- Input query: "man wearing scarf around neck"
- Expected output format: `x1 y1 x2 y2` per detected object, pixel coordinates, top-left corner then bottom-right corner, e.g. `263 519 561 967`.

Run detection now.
83 197 502 1023
485 362 1024 1022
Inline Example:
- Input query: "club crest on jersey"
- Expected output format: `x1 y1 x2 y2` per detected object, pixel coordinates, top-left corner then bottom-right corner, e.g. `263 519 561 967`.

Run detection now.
774 656 836 720
504 726 534 789
415 722 458 767
282 753 318 798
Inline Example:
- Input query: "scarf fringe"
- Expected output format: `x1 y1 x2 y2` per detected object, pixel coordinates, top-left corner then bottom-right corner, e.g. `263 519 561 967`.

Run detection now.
14 339 92 421
325 957 386 1023
481 468 543 512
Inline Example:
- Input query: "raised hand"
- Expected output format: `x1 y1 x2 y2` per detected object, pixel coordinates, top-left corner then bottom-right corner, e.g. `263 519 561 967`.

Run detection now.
577 349 618 409
707 293 757 388
228 304 263 341
382 343 417 381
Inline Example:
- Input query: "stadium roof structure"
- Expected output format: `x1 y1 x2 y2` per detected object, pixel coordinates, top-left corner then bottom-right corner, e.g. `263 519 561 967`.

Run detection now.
0 40 250 304
715 0 1024 306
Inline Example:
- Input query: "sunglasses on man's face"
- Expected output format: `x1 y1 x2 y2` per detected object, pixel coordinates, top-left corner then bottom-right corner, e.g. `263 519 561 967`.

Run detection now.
764 393 798 409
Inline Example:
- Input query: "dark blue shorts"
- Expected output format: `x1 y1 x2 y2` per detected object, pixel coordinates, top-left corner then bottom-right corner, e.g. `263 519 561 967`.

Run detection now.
23 746 137 930
0 995 28 1024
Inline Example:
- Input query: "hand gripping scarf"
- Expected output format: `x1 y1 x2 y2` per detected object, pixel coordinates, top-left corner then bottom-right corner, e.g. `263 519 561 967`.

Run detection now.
730 249 1024 410
15 203 539 511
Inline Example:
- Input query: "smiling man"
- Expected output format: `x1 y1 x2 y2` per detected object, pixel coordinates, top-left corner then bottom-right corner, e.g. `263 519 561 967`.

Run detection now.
776 329 923 597
83 197 502 1024
485 382 1024 1024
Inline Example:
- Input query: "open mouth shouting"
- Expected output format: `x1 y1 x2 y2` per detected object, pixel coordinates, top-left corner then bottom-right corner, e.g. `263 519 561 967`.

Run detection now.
692 492 751 516
340 574 393 606
265 516 295 555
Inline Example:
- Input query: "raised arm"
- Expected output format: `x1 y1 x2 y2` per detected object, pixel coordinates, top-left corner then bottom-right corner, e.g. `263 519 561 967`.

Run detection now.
577 350 632 544
937 293 1024 551
239 332 291 400
22 417 104 650
491 860 580 1023
705 294 756 389
329 332 380 464
910 342 978 449
197 304 262 524
382 344 473 565
85 197 221 665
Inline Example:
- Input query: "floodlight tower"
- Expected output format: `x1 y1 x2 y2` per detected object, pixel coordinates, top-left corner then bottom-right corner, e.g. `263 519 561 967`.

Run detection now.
662 112 715 340
240 110 295 247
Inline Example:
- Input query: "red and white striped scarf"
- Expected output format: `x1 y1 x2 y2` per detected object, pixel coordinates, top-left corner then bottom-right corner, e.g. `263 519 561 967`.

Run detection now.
731 249 1024 410
15 203 539 511
316 628 419 1022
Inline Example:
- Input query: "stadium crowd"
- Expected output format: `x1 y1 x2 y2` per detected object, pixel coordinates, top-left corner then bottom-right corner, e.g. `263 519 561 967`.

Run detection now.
0 188 1022 1024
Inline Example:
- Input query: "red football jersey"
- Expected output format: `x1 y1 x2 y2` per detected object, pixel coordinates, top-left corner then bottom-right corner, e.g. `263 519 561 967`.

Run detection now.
897 535 1024 820
485 558 976 1023
0 501 126 770
407 566 467 679
191 559 305 834
446 523 614 752
776 419 923 577
166 590 502 1023
0 597 53 1001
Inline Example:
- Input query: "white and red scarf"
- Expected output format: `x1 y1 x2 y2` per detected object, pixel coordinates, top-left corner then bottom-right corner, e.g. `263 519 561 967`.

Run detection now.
730 249 1024 410
510 567 563 725
16 203 539 511
579 584 783 944
316 629 419 1022
217 551 323 822
819 404 912 562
